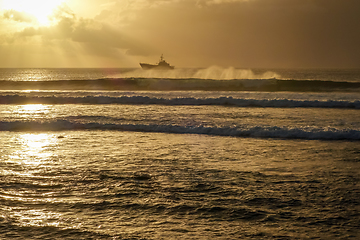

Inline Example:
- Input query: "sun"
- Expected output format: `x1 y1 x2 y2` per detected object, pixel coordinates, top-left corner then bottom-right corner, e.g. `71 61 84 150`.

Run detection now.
1 0 64 26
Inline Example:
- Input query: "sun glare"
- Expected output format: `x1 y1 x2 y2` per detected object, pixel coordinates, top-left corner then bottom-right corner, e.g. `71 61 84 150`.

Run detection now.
2 0 64 25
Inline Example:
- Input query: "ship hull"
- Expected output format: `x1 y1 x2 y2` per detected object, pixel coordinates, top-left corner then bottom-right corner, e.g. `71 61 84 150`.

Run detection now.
140 63 175 70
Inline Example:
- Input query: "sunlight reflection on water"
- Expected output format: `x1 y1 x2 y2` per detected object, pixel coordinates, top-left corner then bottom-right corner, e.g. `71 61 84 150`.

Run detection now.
9 133 59 166
17 104 50 119
13 209 63 228
1 131 66 228
4 104 56 165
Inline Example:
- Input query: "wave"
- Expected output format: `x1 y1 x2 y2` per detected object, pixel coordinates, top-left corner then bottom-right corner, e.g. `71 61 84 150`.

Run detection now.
1 120 359 140
1 78 360 92
1 95 359 109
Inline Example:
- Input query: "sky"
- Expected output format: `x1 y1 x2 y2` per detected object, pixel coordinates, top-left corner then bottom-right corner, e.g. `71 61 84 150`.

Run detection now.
0 0 359 68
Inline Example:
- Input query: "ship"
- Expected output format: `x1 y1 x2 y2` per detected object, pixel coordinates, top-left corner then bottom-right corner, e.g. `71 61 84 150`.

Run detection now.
140 54 175 70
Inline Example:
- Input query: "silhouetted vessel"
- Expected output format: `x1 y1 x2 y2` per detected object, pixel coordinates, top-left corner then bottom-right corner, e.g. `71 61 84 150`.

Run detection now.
140 55 175 70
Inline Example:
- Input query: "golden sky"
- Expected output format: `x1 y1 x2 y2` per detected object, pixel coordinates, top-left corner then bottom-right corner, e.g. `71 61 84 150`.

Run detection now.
0 0 359 68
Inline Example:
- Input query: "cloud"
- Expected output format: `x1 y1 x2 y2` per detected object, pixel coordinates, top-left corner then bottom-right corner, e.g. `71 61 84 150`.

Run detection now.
3 9 35 23
6 4 154 56
1 0 360 68
0 2 154 67
114 0 360 68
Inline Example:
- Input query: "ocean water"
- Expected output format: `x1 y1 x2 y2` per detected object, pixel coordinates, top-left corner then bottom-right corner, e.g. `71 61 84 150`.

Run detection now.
0 67 359 239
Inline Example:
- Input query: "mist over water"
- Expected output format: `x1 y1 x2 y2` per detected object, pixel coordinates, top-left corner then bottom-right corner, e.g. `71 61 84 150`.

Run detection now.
116 66 281 80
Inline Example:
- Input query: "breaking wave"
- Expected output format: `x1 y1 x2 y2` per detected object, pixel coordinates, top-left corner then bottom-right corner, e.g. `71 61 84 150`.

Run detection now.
1 69 360 92
1 95 359 109
1 120 359 140
0 78 359 92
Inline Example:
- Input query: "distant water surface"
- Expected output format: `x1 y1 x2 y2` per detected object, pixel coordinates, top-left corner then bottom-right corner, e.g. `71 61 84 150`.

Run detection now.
1 67 360 82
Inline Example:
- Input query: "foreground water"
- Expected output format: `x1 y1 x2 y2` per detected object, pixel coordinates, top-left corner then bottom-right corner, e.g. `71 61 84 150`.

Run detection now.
1 130 359 239
0 68 359 239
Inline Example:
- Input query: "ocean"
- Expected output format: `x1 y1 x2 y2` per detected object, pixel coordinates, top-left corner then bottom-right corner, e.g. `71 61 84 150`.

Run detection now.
0 67 359 239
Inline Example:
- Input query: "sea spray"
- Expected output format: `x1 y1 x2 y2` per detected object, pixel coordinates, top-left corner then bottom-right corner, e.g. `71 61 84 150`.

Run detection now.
117 66 280 80
192 66 280 80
